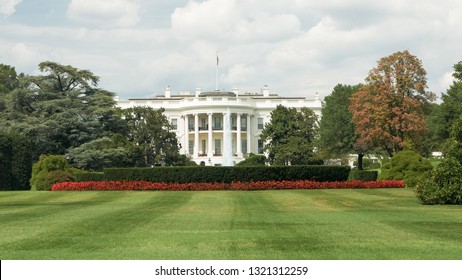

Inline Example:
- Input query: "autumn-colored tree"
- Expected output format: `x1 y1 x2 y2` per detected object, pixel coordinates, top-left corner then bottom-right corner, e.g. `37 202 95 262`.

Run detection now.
349 50 435 157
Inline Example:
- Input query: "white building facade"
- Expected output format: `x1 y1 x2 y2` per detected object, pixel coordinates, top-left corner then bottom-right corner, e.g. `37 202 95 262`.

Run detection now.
117 85 322 166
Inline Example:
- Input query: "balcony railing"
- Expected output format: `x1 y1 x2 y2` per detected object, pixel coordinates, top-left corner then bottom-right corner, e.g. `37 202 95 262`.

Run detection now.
188 125 247 131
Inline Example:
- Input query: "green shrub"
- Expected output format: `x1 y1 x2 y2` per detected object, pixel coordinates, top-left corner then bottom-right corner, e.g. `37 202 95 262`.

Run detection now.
34 170 75 191
415 158 462 204
30 155 76 191
235 153 266 166
103 165 350 183
348 168 378 181
379 150 433 187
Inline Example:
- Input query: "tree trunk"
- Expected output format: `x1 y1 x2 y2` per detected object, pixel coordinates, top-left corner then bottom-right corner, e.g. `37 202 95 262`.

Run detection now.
357 153 364 170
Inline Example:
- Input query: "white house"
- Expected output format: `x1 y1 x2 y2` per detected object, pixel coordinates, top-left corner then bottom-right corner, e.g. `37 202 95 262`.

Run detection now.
117 85 322 166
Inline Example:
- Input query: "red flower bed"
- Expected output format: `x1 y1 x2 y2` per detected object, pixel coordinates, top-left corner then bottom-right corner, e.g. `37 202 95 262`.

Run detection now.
51 180 405 191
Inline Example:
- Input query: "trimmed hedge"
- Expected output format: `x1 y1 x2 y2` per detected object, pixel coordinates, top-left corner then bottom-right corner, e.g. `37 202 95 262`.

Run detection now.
75 172 105 182
97 165 351 183
0 131 32 190
348 169 378 181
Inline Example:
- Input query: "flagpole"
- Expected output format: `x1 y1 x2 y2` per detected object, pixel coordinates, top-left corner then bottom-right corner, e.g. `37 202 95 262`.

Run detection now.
215 50 219 91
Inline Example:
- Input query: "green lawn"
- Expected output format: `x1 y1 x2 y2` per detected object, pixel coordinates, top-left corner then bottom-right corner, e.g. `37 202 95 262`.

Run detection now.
1 189 461 260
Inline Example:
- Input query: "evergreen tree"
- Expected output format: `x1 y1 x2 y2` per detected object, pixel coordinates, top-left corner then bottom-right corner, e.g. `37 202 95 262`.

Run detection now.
122 106 182 166
261 105 319 165
318 84 361 165
436 61 462 144
1 62 124 158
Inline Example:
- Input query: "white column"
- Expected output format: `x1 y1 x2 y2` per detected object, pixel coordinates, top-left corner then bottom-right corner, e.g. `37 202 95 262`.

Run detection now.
223 110 233 166
208 113 213 158
184 115 189 155
247 114 251 154
237 113 242 157
222 112 227 156
194 113 199 158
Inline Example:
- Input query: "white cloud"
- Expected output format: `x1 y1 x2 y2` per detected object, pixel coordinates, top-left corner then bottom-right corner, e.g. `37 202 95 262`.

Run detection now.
7 43 37 65
224 64 256 84
67 0 140 28
171 0 237 40
0 0 22 16
171 0 300 42
1 0 462 99
438 72 455 92
233 14 301 42
0 41 55 74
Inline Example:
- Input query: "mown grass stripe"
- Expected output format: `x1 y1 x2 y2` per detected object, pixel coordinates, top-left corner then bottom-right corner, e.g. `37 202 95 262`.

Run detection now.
1 192 193 259
1 189 462 259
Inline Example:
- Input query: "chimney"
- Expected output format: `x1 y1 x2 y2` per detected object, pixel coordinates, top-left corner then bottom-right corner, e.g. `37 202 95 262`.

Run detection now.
164 86 171 98
232 87 239 97
314 92 322 106
262 85 270 97
195 87 201 97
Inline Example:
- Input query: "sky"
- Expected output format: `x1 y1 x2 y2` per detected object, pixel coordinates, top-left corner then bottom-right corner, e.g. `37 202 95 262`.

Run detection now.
1 0 461 100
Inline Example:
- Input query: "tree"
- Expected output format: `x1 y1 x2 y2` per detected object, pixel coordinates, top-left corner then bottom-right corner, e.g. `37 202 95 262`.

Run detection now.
453 60 462 81
122 106 182 166
349 50 435 157
35 61 99 94
66 136 134 171
0 62 124 158
435 61 462 145
0 64 19 114
0 64 19 94
260 105 319 165
318 84 364 167
444 114 462 162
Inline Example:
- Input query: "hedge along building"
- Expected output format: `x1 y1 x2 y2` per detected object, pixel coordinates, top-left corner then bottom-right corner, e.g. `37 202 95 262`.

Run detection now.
117 85 322 166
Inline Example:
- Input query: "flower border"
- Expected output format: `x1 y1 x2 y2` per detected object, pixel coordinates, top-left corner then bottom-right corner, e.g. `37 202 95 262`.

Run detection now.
52 180 405 191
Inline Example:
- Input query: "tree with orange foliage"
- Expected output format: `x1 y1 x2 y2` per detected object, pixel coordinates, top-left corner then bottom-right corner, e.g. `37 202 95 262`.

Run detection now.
349 50 435 157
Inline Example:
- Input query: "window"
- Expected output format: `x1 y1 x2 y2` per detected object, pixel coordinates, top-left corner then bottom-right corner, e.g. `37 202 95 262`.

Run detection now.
231 116 237 130
241 115 247 131
201 139 206 155
257 117 264 129
258 140 264 154
188 140 194 155
200 118 206 130
241 139 247 155
188 117 194 131
171 118 178 130
213 116 222 130
214 139 221 155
